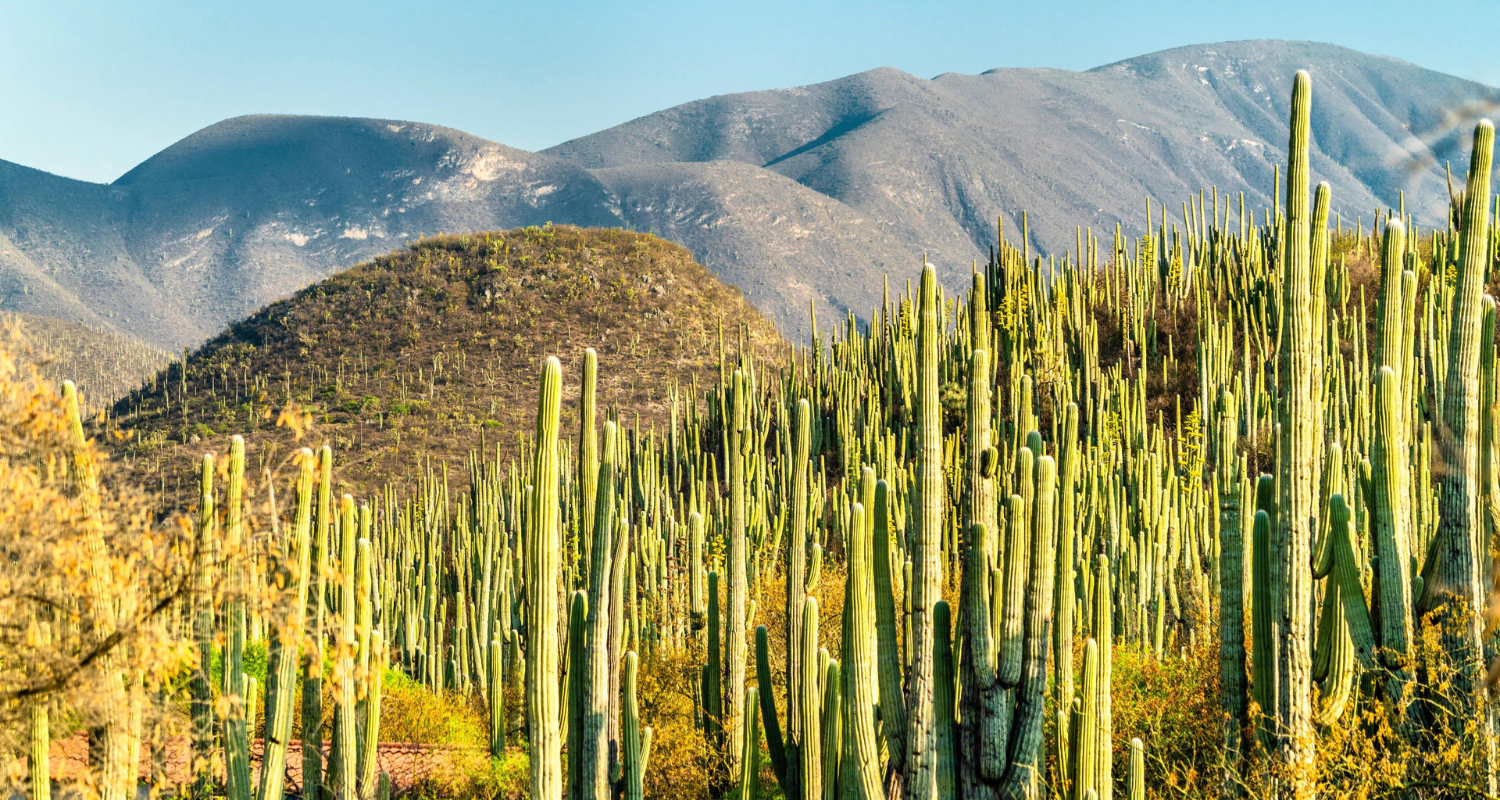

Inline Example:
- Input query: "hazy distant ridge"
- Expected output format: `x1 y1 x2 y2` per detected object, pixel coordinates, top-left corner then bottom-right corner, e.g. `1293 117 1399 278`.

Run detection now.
0 39 1489 348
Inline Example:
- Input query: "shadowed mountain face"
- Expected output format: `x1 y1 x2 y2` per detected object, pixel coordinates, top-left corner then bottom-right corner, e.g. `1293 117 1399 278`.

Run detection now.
0 40 1492 348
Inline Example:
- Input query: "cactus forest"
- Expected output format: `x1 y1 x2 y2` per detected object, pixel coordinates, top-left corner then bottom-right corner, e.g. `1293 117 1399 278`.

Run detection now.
12 67 1500 800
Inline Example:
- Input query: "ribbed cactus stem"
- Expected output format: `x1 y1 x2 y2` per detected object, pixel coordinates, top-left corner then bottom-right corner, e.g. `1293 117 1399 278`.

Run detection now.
191 452 216 795
932 600 957 800
1070 638 1100 800
567 590 588 800
725 370 750 777
332 494 357 800
999 455 1058 795
1275 68 1317 771
623 650 650 800
789 398 811 759
905 262 944 800
223 436 251 800
820 658 841 800
358 631 385 795
254 448 316 800
740 686 762 800
1371 367 1412 675
1215 391 1247 794
580 349 599 580
1127 738 1145 800
1434 118 1495 701
706 569 723 752
489 638 506 757
302 445 332 800
29 621 50 800
871 479 907 781
800 596 822 800
579 421 618 800
528 357 564 800
842 501 882 800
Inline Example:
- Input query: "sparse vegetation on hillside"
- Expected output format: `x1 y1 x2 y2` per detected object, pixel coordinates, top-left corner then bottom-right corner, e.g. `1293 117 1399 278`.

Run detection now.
110 224 782 492
0 312 168 417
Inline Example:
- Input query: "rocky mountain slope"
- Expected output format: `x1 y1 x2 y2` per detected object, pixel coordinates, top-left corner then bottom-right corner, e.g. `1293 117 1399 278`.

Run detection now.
0 40 1491 346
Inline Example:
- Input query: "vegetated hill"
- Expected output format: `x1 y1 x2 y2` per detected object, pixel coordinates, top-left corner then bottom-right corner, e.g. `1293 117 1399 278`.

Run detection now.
107 225 783 495
0 40 1494 345
0 312 167 416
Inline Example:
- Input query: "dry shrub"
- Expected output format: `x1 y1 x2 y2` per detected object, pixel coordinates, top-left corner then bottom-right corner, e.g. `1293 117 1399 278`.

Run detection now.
377 668 488 747
0 352 196 788
1107 630 1222 797
638 649 712 800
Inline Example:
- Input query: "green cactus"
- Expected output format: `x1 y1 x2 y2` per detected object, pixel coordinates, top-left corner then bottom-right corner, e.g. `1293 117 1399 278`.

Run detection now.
254 448 316 800
1432 118 1495 702
29 621 51 800
223 436 251 800
303 445 333 800
906 262 944 800
191 453 216 796
1127 738 1144 800
529 356 565 800
623 650 652 800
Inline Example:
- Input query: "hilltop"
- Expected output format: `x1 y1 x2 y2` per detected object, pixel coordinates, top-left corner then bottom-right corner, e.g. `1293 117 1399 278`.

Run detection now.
0 40 1494 344
108 225 783 494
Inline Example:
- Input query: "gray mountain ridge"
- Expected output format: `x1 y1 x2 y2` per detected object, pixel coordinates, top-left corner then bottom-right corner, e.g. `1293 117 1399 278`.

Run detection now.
0 39 1492 349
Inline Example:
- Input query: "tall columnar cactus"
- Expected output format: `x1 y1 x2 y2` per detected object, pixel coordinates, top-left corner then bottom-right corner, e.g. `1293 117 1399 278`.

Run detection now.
1311 493 1376 725
29 620 51 800
528 356 565 800
489 638 506 757
1275 68 1317 773
1069 638 1101 800
1090 555 1113 800
872 479 907 785
1433 118 1495 703
358 630 386 797
789 397 812 776
800 596 822 800
741 686 763 800
1054 403 1079 758
1250 480 1277 739
905 262 944 800
332 495 358 800
567 590 589 800
706 569 723 753
840 501 882 800
580 348 599 581
1370 366 1412 686
191 453 216 796
727 369 750 775
1215 390 1247 793
223 436 252 800
254 448 316 800
303 445 333 800
578 421 620 800
622 650 652 800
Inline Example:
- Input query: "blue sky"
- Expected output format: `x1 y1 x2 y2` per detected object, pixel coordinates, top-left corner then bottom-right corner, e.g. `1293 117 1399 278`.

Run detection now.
4 0 1497 184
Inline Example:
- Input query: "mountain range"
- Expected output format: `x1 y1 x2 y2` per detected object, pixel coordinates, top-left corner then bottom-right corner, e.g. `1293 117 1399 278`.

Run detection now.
0 39 1494 350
